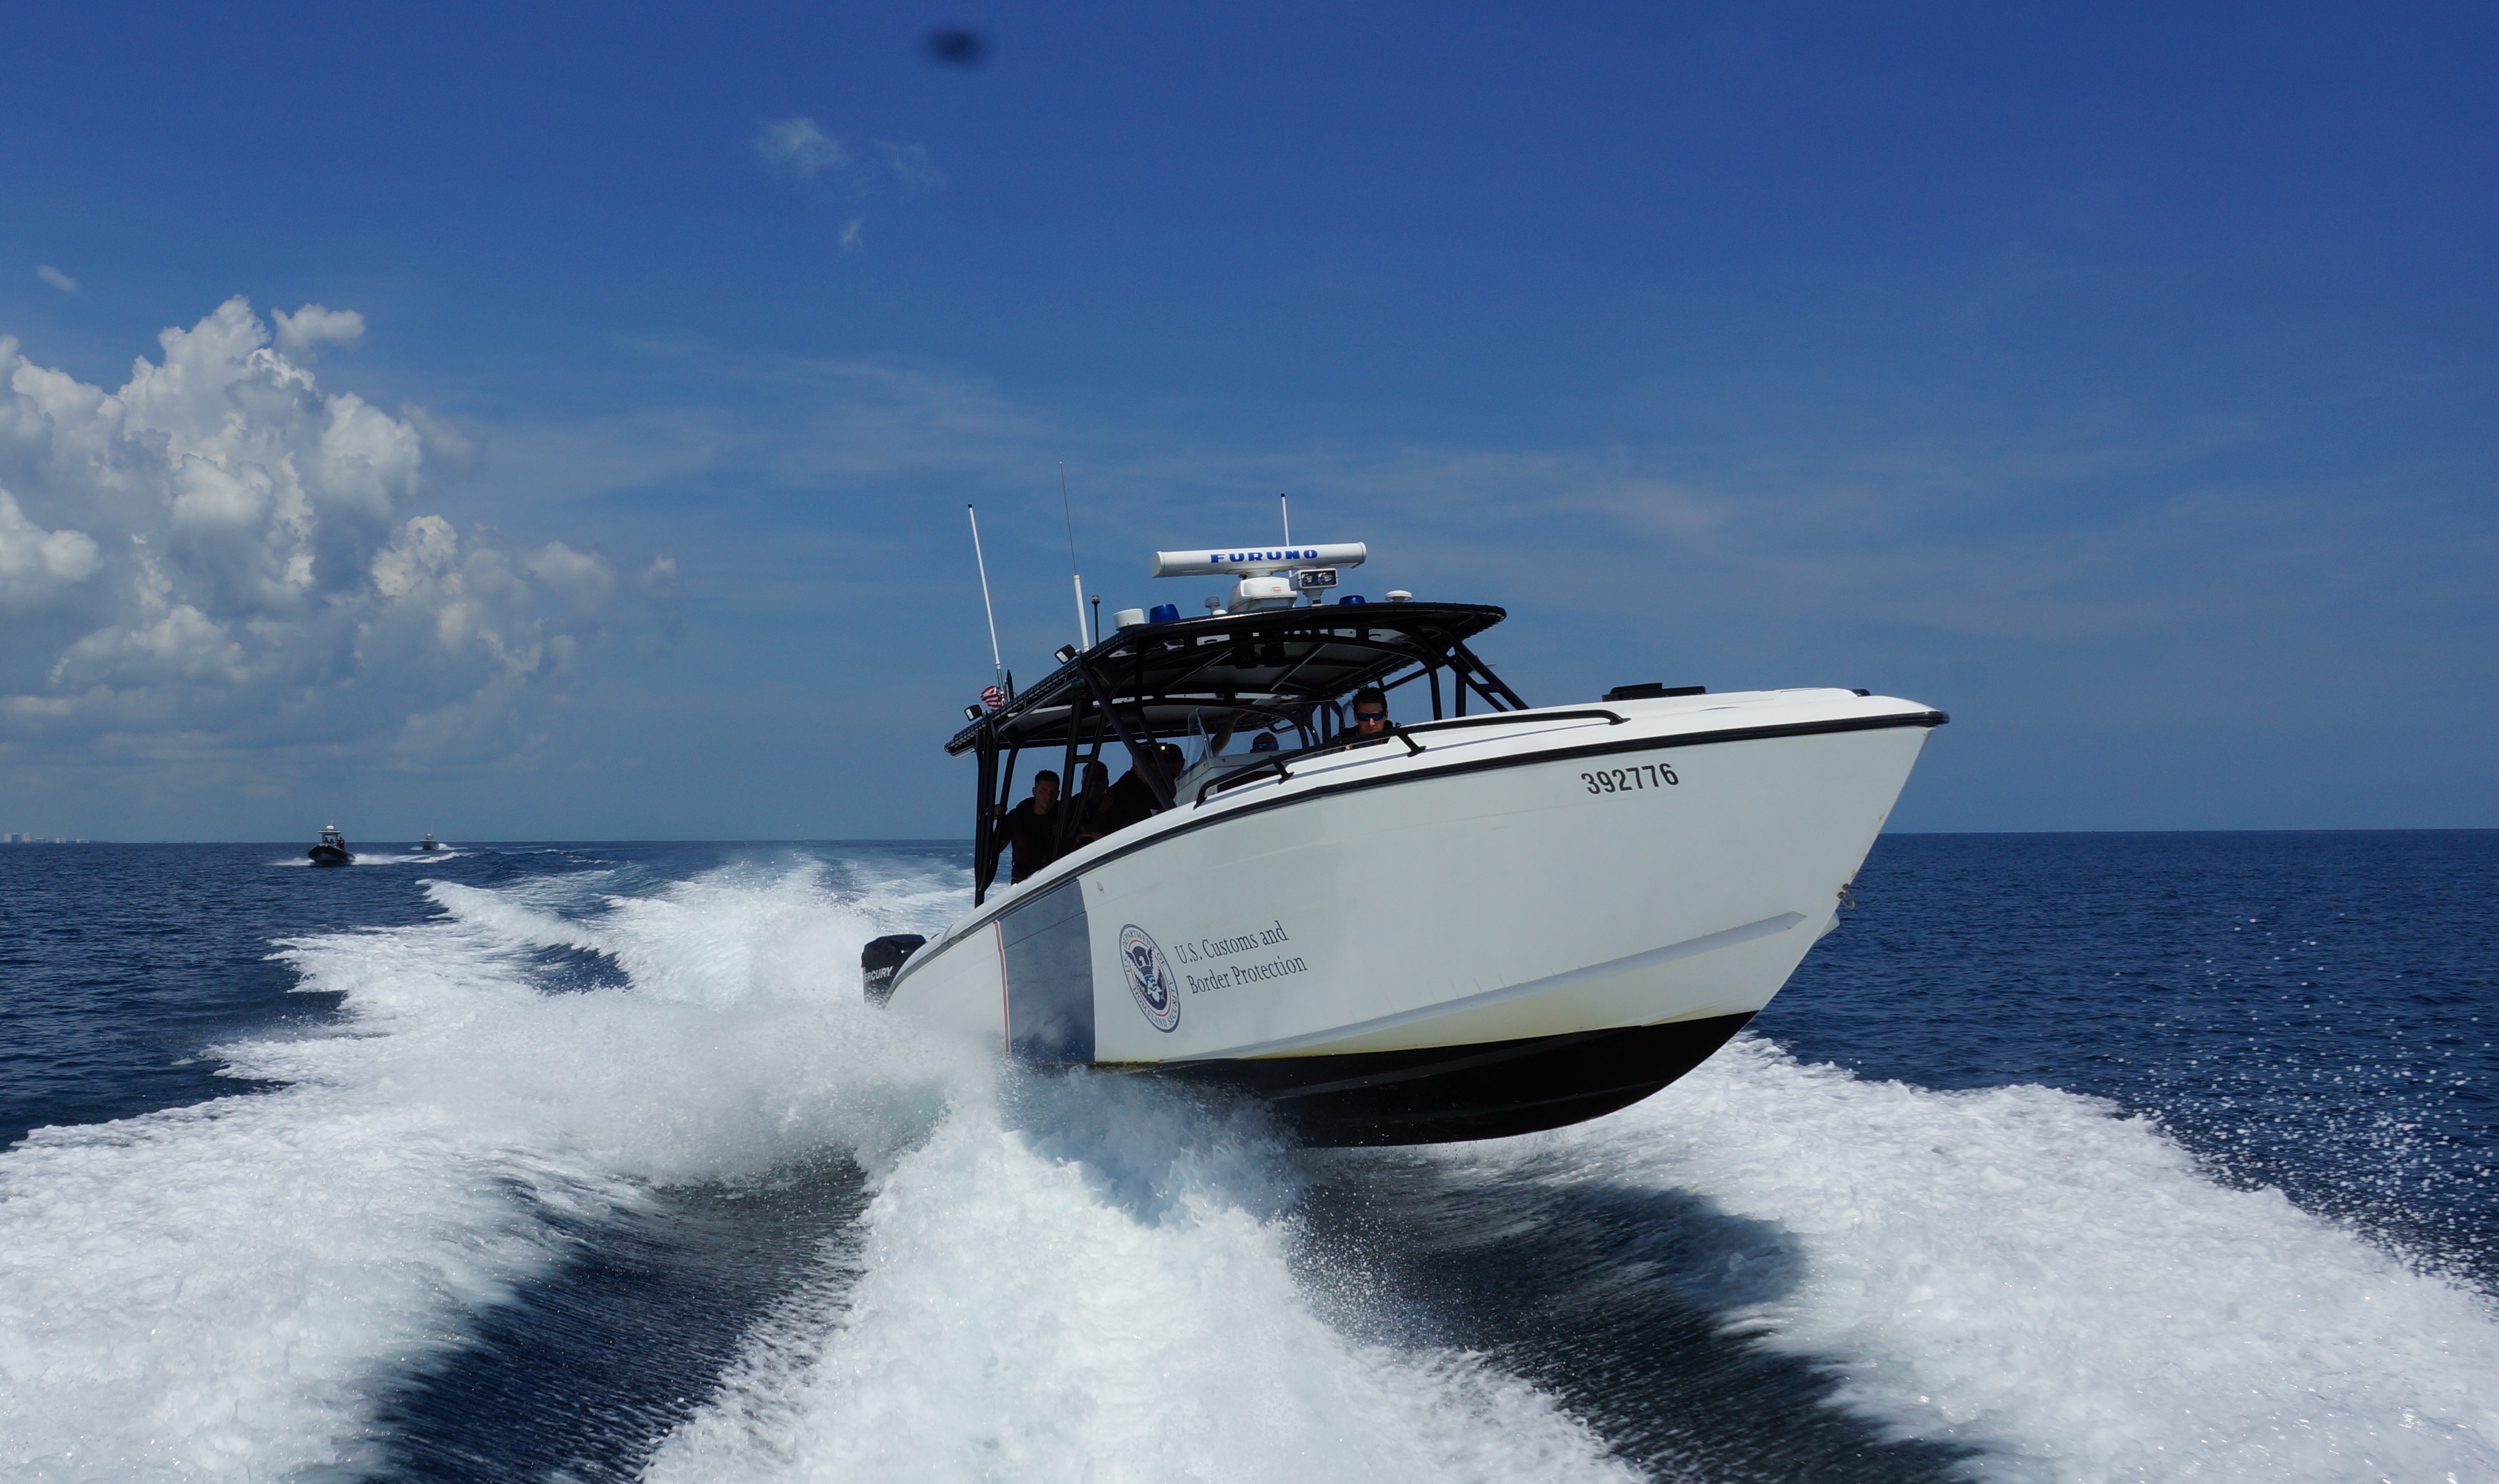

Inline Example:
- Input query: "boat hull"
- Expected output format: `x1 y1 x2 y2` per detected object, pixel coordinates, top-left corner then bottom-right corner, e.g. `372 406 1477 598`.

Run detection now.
887 690 1940 1145
1157 1013 1757 1144
308 846 353 866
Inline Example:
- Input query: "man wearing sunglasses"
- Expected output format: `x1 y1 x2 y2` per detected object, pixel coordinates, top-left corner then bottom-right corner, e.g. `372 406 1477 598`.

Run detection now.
1349 688 1392 744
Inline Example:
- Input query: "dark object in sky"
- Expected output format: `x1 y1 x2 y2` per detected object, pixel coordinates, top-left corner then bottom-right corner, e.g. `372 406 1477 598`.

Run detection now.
923 27 988 66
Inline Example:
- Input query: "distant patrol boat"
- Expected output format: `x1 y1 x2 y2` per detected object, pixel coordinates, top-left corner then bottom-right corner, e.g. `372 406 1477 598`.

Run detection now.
874 539 1945 1145
307 824 355 867
415 832 440 852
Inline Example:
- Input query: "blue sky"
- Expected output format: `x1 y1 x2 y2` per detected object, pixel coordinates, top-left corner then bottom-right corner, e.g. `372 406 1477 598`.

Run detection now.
1 1 2492 839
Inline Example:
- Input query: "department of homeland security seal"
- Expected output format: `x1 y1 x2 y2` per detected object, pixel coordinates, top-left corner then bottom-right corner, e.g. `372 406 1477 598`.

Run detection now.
1119 924 1181 1032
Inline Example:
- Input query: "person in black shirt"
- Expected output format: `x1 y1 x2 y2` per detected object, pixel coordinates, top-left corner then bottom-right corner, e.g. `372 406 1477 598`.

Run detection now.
1099 745 1183 836
1069 759 1113 847
991 770 1061 883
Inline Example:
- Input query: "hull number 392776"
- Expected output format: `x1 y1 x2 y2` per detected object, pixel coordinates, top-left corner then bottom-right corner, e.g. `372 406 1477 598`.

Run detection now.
1582 761 1680 794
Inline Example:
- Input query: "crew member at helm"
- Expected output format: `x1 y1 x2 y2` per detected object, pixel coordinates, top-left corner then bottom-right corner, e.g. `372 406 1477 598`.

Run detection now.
1349 687 1392 743
991 769 1061 882
1101 744 1184 834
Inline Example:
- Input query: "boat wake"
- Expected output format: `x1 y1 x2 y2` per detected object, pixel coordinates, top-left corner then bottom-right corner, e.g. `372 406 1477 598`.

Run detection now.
642 1072 1635 1484
1363 1041 2499 1481
0 856 972 1481
268 851 470 866
2 856 2493 1482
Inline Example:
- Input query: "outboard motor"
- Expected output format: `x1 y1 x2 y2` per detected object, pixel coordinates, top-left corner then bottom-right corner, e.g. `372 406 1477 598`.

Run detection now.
861 934 926 1007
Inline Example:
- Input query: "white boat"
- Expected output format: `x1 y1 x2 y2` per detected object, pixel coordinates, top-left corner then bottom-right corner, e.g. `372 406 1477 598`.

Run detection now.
881 543 1945 1145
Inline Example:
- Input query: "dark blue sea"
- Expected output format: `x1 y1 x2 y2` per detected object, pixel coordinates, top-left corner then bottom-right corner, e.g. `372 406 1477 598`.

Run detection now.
2 833 2492 1482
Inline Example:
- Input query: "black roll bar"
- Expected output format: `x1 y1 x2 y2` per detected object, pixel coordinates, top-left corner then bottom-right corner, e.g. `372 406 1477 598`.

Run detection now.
971 727 1001 904
1073 658 1176 810
1447 639 1527 711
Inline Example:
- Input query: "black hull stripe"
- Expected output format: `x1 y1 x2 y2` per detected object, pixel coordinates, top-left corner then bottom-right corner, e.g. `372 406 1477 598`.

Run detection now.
1142 1012 1759 1147
896 708 1943 988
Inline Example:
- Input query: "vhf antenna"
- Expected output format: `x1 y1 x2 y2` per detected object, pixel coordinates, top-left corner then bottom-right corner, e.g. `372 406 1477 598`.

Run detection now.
1280 491 1298 604
966 504 1004 692
1060 463 1088 653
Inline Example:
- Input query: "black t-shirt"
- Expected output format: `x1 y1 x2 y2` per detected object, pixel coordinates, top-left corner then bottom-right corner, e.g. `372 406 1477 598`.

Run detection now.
994 799 1061 882
1097 770 1166 836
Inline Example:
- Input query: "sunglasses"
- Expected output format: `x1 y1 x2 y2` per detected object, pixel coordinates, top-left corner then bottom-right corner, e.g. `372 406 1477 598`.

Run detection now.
1355 710 1387 723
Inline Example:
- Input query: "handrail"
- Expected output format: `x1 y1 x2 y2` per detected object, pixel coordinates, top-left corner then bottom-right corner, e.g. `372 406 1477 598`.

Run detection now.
1190 709 1622 808
1280 722 1426 769
1198 754 1291 805
1397 707 1625 737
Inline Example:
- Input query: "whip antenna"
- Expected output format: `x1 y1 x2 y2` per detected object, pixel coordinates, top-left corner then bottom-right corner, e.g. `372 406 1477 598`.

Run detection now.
1060 463 1088 652
967 504 1003 690
1282 493 1301 602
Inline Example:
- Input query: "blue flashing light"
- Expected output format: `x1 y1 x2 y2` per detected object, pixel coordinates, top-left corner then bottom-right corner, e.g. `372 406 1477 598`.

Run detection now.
1337 594 1367 604
1147 602 1180 625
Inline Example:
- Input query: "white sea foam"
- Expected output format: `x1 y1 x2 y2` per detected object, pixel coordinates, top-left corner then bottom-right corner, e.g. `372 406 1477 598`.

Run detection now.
0 854 975 1482
643 1072 1637 1484
1436 1037 2499 1482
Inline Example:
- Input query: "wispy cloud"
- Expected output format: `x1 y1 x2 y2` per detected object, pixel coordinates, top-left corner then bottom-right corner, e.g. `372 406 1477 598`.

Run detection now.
753 118 944 197
34 265 78 295
448 340 2395 652
875 141 945 192
379 331 2498 699
753 117 851 181
240 327 2496 829
840 218 865 251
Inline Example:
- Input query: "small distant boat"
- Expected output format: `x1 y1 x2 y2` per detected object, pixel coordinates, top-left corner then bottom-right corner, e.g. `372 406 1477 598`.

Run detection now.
308 824 354 867
415 832 440 852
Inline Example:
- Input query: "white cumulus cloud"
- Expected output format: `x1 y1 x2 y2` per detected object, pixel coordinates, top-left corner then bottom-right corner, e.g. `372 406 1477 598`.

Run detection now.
0 298 666 763
272 303 365 361
0 488 101 609
35 265 80 295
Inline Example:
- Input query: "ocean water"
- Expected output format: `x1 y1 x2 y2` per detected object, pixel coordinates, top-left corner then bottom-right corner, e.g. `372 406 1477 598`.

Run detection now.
0 833 2491 1482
